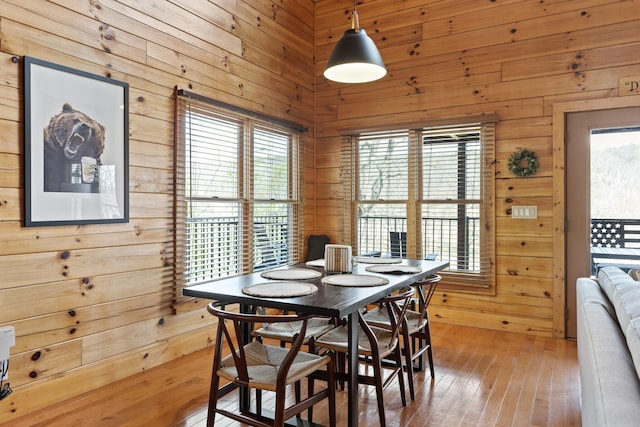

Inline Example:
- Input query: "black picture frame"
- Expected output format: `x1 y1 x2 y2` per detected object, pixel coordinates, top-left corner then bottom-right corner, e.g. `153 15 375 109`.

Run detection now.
23 56 129 226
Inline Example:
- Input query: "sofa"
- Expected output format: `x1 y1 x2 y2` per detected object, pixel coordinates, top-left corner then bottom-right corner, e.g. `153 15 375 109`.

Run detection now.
577 266 640 426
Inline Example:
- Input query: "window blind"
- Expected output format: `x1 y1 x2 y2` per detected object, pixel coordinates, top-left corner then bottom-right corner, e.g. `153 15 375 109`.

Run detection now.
172 90 303 312
252 125 299 271
419 124 495 290
342 122 496 293
356 130 409 256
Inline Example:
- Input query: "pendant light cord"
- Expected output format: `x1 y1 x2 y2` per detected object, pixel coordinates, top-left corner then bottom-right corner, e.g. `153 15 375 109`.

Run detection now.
351 0 360 32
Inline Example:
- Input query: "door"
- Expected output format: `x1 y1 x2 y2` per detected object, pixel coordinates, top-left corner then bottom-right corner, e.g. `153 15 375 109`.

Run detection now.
566 107 640 338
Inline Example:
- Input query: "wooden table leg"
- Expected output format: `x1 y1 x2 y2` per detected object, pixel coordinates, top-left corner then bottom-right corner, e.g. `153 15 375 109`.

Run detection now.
239 303 252 412
347 311 359 427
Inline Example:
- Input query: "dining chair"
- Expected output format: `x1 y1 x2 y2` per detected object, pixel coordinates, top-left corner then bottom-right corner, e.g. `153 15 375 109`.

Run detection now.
407 274 440 375
252 316 337 353
363 274 441 400
315 286 414 427
254 224 288 269
305 233 330 261
206 301 336 427
251 267 336 352
251 313 338 423
390 231 407 258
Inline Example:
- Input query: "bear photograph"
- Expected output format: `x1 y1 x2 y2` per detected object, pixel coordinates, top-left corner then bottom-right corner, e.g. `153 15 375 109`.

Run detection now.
43 103 106 193
24 56 128 226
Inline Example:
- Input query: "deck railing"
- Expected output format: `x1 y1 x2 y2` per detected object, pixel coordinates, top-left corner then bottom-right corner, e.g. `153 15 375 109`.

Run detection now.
591 218 640 249
185 214 482 282
186 216 640 282
186 215 289 283
358 215 481 270
590 218 640 274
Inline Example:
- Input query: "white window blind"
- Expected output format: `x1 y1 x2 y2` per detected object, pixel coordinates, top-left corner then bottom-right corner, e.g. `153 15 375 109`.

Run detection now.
184 108 242 284
173 91 303 311
356 131 409 256
345 123 495 293
419 125 495 290
252 126 297 270
358 130 409 201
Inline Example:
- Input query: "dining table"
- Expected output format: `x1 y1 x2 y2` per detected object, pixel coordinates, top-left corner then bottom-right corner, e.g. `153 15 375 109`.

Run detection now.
183 257 449 427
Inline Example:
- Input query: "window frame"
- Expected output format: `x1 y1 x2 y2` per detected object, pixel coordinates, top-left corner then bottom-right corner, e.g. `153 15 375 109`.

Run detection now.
172 90 305 311
345 122 496 294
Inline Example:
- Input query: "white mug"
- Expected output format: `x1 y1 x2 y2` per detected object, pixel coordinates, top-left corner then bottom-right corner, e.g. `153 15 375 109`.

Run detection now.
324 244 353 273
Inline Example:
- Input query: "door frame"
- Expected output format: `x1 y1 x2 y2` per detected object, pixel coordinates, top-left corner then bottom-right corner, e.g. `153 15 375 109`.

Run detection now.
552 96 640 338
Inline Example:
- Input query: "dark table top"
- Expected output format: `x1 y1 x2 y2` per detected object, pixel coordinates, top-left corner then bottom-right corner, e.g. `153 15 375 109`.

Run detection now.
183 259 449 319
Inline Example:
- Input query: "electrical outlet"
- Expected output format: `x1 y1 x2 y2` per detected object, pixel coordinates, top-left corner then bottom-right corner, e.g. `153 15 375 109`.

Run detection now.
512 205 538 219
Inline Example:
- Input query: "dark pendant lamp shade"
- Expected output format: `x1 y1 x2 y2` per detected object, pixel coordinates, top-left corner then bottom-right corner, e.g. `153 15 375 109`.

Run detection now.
324 5 386 84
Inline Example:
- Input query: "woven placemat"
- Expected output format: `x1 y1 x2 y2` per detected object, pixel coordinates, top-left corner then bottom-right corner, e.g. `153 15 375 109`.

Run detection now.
353 256 402 264
242 282 318 297
261 268 322 280
365 265 422 274
321 274 389 287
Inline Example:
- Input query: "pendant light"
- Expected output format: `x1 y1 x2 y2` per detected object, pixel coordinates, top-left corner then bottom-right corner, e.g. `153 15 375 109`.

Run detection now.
324 1 386 84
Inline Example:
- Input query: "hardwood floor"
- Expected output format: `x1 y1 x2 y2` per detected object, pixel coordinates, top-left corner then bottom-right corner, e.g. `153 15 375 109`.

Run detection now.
3 323 580 427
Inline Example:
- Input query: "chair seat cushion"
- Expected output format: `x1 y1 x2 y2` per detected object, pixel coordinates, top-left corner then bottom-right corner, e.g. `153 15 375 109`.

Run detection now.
315 323 398 358
363 306 427 334
218 341 330 391
252 317 335 343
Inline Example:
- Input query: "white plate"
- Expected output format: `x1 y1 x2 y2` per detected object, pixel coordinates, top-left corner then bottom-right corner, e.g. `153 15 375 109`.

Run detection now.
242 282 318 297
353 256 402 264
261 268 322 280
321 274 389 287
365 265 422 274
305 259 325 268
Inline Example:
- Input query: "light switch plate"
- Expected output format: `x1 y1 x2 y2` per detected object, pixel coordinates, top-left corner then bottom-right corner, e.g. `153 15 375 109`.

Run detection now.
512 205 538 219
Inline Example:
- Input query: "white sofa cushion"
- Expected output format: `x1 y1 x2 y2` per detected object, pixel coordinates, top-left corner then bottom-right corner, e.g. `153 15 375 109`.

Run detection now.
627 317 640 386
577 277 640 426
577 277 615 317
598 266 640 336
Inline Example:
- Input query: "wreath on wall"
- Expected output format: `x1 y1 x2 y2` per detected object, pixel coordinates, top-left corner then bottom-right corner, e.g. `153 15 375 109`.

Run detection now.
507 147 539 178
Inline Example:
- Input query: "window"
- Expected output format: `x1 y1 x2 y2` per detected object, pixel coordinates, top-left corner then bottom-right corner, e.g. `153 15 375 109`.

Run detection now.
357 130 409 256
345 123 495 292
419 125 495 289
173 91 303 310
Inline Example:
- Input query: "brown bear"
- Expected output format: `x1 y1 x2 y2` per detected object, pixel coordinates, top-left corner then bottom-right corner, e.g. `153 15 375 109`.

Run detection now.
43 103 106 193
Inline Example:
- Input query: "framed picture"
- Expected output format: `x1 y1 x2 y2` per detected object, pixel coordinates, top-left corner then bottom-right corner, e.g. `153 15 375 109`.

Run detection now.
24 56 129 226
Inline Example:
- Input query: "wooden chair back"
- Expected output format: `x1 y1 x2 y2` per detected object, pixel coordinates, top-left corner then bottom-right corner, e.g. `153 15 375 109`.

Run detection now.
359 286 414 351
207 303 311 385
414 274 441 324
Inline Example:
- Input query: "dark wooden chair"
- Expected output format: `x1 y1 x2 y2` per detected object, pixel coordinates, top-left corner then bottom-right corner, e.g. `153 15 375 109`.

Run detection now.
252 316 336 353
363 274 441 400
305 234 330 261
390 231 438 261
407 274 441 375
254 224 288 270
390 231 407 258
206 302 336 427
315 286 414 427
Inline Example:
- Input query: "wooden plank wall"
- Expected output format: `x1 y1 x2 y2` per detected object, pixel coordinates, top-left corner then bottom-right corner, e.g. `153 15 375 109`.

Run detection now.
1 0 639 421
0 0 314 422
314 0 640 337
